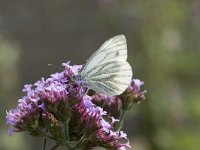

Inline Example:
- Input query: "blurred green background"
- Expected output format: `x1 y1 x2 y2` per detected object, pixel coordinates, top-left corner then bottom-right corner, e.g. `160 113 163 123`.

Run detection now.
0 0 200 150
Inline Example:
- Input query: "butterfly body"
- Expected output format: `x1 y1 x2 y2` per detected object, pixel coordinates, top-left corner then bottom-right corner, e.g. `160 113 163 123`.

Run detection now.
73 35 133 96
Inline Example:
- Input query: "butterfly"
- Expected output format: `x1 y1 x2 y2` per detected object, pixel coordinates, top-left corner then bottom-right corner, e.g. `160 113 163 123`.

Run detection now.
72 35 133 96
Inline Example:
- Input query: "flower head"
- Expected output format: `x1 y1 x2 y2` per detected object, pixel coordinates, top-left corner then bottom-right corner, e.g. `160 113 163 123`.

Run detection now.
6 63 146 149
120 79 147 110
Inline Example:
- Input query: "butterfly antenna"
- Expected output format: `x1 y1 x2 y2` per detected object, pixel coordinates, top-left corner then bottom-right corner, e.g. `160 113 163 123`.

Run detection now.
48 64 63 71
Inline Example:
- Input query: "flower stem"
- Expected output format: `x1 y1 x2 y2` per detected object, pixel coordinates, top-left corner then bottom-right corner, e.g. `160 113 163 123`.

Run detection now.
43 137 47 150
49 144 59 150
117 109 126 131
64 119 70 142
54 111 72 149
73 134 86 149
55 111 65 122
64 143 73 150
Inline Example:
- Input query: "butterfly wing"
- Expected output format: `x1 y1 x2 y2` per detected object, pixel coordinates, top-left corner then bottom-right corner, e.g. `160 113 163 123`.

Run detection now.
83 61 132 96
81 35 133 96
82 35 127 74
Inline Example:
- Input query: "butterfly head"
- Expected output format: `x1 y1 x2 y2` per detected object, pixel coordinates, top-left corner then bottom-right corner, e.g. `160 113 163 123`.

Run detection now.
71 74 84 84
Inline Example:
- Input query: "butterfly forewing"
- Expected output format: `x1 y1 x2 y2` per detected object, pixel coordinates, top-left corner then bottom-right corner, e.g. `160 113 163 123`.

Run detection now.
81 35 127 75
79 35 133 96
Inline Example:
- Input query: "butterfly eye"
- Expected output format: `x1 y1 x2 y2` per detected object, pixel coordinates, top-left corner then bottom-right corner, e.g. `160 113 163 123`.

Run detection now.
71 75 77 81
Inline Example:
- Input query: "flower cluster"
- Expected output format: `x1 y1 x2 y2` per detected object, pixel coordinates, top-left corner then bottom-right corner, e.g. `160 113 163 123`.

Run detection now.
6 62 146 150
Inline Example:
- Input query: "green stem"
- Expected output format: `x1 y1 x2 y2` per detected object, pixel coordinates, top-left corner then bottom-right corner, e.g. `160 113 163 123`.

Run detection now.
73 134 86 149
54 111 73 149
117 108 126 131
64 119 70 142
43 137 47 150
49 144 59 150
64 143 73 150
55 111 65 122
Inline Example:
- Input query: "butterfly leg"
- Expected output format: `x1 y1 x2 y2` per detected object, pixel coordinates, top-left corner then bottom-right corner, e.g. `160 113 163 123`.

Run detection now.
85 88 89 95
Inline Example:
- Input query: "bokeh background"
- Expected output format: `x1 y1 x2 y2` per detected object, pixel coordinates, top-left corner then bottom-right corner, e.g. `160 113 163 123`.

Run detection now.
1 0 200 150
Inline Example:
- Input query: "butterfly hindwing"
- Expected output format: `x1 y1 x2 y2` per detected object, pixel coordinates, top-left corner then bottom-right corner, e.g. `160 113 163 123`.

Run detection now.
83 60 132 96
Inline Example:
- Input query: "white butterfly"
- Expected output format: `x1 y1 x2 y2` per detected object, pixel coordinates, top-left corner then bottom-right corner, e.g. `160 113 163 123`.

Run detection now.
72 35 133 96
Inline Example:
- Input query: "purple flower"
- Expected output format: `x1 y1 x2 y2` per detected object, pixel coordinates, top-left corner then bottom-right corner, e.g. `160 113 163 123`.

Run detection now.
128 79 146 99
22 84 33 93
62 62 82 78
6 97 42 135
120 79 147 109
92 95 120 118
71 95 130 149
6 63 146 149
